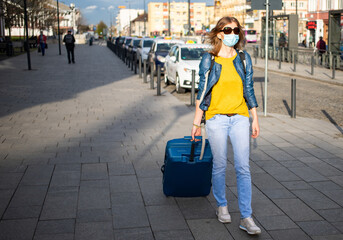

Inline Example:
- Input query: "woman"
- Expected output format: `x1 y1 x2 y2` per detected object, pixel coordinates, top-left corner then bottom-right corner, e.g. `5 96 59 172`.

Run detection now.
191 17 261 235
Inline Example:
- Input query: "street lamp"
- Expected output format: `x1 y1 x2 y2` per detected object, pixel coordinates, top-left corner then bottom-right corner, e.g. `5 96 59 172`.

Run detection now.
70 3 75 33
57 0 61 55
126 0 131 36
23 0 31 70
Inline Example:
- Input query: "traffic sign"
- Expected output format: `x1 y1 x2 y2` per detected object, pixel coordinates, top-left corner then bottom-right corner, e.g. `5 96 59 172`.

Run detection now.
251 0 282 10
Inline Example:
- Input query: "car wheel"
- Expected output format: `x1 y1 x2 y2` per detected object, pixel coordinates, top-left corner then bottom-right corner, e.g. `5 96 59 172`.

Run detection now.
164 73 169 85
176 75 186 94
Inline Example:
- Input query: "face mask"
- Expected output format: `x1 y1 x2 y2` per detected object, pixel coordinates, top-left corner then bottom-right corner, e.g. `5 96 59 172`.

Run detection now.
222 34 239 47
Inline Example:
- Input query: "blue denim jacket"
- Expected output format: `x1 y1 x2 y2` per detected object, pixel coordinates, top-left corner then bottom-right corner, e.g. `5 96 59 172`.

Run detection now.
197 50 258 111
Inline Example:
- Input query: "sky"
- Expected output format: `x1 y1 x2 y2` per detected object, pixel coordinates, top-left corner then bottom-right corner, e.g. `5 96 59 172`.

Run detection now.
59 0 214 26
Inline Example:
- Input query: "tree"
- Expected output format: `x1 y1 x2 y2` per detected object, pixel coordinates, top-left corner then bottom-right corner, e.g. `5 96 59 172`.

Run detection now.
96 21 107 36
0 0 23 38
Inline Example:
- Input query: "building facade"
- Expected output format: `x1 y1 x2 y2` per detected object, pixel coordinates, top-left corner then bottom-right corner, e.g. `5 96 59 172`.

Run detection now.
148 2 206 36
116 8 144 35
131 13 148 37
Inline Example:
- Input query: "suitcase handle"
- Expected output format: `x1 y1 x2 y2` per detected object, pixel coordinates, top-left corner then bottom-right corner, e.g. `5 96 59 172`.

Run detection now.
189 142 196 162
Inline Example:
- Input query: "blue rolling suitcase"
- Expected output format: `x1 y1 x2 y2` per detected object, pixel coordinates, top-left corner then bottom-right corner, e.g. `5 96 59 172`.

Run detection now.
161 136 213 197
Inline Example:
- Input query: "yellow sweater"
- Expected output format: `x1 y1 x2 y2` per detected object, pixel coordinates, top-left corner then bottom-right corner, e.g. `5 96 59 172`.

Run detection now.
206 54 249 121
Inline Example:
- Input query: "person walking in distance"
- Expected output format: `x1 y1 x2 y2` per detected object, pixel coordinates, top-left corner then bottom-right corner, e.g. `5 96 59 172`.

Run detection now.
316 36 326 65
63 30 76 64
37 31 47 56
191 17 261 235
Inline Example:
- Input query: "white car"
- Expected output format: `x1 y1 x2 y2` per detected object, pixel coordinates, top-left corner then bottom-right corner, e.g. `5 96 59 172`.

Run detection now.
136 38 154 63
164 44 211 93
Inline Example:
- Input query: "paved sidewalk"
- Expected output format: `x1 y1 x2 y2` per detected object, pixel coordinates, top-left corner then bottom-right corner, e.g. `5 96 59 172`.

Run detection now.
0 43 343 240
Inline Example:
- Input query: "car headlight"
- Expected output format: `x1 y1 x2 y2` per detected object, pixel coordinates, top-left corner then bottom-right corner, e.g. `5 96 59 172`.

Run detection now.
156 55 165 63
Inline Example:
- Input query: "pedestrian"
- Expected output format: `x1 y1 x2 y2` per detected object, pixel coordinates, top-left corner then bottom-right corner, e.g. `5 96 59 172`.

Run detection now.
316 36 326 65
191 16 261 235
37 31 47 56
63 30 76 64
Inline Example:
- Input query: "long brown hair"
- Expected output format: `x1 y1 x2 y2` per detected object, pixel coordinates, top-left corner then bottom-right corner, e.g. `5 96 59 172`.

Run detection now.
207 17 245 56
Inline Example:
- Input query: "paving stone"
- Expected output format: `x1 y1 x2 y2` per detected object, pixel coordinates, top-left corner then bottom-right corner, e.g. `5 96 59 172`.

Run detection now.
187 219 234 240
0 189 14 217
176 197 215 220
0 172 23 189
146 205 188 231
134 160 163 178
310 181 342 192
108 161 135 175
139 177 176 206
112 204 149 229
256 215 298 231
317 209 343 222
311 235 343 240
251 173 285 190
321 190 343 206
40 186 78 220
33 233 74 240
289 167 328 182
268 229 312 240
36 219 75 235
331 222 343 233
75 221 114 240
114 227 154 240
0 218 37 240
9 185 48 207
154 229 194 240
262 188 296 199
20 165 54 186
111 191 145 206
262 166 301 182
273 199 323 221
78 180 110 209
109 175 140 193
77 208 112 223
329 176 343 188
298 221 341 236
3 206 41 219
262 150 296 161
281 180 313 190
81 163 108 180
292 189 340 210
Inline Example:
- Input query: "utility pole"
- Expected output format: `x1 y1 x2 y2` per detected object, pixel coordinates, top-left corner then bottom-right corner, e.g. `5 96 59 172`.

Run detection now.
168 0 171 36
143 0 146 36
57 0 61 55
23 0 31 70
188 0 191 35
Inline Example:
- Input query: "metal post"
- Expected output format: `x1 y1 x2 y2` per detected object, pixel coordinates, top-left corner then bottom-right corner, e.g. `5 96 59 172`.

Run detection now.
57 0 61 55
293 50 296 72
279 48 282 69
264 0 270 117
311 55 314 75
23 0 31 70
157 65 161 96
191 70 196 106
134 54 137 74
150 62 154 89
332 55 335 79
188 0 191 35
139 57 142 78
143 60 147 83
291 78 296 118
131 52 134 71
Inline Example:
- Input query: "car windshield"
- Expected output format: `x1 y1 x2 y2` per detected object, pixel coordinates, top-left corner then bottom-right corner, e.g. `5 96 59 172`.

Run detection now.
143 40 153 48
125 39 131 45
181 48 208 60
133 40 140 47
156 43 172 52
118 38 125 44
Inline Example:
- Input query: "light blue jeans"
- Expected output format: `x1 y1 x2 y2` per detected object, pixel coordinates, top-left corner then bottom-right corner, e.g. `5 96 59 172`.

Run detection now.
206 114 252 219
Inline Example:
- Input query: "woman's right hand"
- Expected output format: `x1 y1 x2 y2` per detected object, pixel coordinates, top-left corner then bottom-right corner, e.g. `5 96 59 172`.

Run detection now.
191 125 201 141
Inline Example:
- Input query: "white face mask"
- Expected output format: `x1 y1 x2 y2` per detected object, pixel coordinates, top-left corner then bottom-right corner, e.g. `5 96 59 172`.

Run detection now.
222 34 239 47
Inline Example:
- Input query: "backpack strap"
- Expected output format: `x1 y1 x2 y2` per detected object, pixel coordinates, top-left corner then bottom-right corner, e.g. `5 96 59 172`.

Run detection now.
238 50 246 75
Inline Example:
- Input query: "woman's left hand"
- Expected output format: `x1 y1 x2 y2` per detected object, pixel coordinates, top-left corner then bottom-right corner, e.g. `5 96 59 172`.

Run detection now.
251 119 260 139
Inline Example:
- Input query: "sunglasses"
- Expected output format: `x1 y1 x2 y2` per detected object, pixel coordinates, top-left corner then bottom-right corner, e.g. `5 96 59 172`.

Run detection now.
220 27 240 35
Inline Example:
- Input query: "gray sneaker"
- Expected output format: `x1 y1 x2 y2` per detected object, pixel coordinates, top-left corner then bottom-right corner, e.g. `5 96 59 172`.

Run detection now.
239 217 261 235
216 206 231 223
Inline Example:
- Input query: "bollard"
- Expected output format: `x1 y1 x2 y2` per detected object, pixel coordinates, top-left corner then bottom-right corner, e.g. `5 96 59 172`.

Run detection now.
150 62 154 89
134 54 137 74
139 56 142 78
279 50 282 69
291 78 296 118
191 70 196 106
143 60 147 83
332 56 335 79
254 48 257 65
157 65 161 96
293 50 296 72
131 52 134 71
311 55 314 75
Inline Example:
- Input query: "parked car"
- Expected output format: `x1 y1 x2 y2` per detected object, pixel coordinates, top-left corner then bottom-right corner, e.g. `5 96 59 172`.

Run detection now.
136 38 154 64
147 39 184 74
123 37 133 50
128 37 142 60
164 43 211 93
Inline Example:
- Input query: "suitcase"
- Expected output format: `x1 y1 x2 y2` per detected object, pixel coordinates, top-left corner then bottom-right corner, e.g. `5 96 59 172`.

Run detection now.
161 136 213 197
